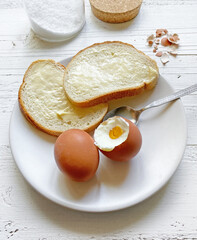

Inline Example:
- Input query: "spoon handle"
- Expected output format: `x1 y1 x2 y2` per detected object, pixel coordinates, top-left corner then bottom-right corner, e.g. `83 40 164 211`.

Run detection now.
143 83 197 110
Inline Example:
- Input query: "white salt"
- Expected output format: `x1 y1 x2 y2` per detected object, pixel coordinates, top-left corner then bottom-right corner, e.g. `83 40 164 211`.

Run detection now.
25 0 85 37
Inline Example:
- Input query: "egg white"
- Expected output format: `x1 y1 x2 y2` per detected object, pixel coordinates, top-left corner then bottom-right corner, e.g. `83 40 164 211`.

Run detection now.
94 116 129 151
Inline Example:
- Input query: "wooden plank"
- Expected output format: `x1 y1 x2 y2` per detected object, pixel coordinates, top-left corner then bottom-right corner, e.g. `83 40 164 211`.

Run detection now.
0 2 197 239
1 0 197 9
0 152 197 239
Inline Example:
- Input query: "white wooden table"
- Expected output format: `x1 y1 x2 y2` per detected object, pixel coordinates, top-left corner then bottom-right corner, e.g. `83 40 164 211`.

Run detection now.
1 0 197 239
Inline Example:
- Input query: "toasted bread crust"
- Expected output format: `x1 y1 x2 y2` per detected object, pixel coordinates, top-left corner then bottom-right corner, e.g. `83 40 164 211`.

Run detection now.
18 59 108 136
64 41 159 108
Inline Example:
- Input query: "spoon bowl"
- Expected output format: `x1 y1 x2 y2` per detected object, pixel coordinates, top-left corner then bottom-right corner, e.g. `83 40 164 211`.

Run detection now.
103 106 142 125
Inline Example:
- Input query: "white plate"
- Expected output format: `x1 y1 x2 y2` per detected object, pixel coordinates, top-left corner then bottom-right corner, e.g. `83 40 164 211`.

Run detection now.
9 58 187 212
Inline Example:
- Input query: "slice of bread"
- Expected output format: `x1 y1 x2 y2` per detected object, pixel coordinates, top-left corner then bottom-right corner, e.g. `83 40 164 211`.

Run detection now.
18 60 108 136
64 41 159 107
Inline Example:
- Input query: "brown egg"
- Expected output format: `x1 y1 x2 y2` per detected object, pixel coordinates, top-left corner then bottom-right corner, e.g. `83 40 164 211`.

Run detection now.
94 117 142 162
54 129 99 182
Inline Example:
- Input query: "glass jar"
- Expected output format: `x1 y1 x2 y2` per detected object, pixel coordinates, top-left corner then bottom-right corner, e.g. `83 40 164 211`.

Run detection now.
24 0 85 42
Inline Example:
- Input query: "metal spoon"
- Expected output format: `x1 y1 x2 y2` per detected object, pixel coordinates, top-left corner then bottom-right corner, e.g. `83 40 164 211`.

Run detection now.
103 84 197 125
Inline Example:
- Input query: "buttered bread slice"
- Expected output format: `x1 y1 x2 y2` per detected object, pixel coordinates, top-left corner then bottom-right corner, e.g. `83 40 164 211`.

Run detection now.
64 41 159 107
18 60 108 136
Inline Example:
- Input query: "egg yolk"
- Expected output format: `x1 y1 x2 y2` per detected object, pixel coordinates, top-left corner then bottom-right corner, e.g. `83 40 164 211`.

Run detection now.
109 126 123 139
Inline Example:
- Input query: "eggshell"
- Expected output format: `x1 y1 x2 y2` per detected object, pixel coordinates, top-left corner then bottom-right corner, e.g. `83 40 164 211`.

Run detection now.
161 37 172 47
101 119 142 161
54 129 99 182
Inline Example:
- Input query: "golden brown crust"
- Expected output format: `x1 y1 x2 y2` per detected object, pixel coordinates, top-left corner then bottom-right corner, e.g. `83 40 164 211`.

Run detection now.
64 41 159 108
18 59 108 136
89 0 143 23
66 86 145 108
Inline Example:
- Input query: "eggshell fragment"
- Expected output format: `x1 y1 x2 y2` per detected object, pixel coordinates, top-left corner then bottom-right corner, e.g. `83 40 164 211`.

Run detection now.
154 38 160 44
147 34 155 45
161 37 172 46
167 46 178 55
153 48 157 53
156 29 167 37
164 29 168 34
153 44 158 50
155 51 163 57
54 129 99 182
153 44 158 53
168 33 180 44
160 52 169 64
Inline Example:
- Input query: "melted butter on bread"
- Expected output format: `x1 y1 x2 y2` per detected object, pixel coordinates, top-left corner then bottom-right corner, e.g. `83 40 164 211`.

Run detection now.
64 42 159 107
19 60 108 136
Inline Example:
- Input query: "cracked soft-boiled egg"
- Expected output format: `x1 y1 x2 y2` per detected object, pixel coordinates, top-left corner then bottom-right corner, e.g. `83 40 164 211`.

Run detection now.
54 129 99 182
94 116 142 161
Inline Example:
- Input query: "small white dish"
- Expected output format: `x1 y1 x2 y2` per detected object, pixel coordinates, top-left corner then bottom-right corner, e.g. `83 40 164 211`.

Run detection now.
9 57 187 212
